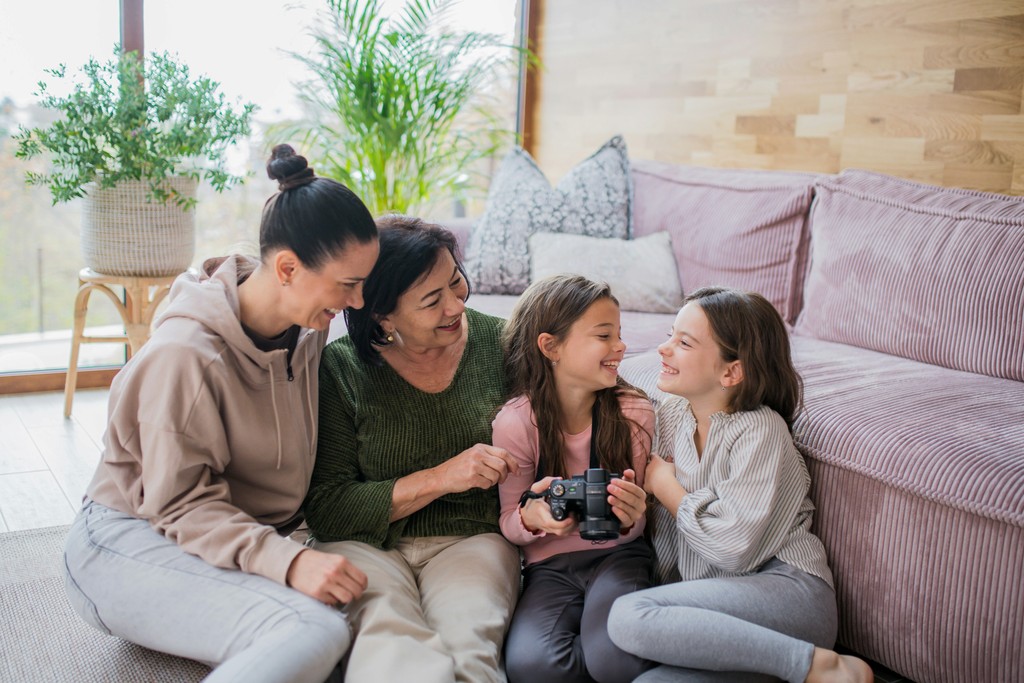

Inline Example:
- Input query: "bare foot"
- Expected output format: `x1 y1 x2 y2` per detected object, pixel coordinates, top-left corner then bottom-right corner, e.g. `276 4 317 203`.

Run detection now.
806 648 873 683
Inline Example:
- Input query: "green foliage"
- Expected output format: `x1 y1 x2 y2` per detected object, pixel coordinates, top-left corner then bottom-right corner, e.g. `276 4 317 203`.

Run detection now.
280 0 529 216
13 47 257 208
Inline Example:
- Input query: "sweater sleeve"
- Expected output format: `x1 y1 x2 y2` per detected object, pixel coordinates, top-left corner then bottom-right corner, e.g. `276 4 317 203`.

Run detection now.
495 400 548 546
304 348 403 546
673 414 791 573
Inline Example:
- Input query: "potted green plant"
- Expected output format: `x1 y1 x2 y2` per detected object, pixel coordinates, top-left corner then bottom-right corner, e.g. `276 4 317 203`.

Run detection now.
14 47 256 276
281 0 532 216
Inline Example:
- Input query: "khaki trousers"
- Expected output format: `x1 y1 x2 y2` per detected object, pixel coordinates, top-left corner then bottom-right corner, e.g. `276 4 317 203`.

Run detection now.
314 533 521 683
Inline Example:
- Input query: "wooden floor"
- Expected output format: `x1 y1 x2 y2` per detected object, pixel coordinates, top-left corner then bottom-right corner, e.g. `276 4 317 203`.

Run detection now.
0 388 108 532
0 388 912 682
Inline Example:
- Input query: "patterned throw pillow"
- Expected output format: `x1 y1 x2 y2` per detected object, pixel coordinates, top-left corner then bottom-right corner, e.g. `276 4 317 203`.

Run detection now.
464 136 632 295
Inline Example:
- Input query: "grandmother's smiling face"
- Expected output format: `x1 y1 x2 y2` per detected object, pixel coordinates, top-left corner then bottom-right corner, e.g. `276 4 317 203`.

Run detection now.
378 248 469 353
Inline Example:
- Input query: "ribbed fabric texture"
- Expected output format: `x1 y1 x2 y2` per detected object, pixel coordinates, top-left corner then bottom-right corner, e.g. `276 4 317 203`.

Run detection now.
652 396 833 589
795 169 1024 381
306 309 509 549
630 160 820 323
792 335 1024 683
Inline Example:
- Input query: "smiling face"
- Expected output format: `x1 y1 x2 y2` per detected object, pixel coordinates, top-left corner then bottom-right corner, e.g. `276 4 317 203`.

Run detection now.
657 301 737 410
380 248 469 352
286 238 379 330
549 297 626 394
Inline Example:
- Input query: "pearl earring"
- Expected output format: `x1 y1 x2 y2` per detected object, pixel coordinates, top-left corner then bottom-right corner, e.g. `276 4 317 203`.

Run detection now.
386 333 394 343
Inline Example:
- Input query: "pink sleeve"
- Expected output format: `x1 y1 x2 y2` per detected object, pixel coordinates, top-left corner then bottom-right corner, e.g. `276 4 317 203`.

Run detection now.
494 399 547 547
627 397 655 489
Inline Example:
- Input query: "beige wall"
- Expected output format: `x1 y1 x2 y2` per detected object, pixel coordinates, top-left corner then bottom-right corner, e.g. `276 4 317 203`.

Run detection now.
527 0 1024 194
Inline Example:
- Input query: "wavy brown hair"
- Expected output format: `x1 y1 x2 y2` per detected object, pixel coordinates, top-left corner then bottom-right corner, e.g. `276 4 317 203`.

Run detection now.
687 286 803 430
502 275 652 479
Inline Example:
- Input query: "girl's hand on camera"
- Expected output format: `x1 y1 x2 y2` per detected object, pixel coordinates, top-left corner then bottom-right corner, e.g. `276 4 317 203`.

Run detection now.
520 477 577 537
608 469 646 529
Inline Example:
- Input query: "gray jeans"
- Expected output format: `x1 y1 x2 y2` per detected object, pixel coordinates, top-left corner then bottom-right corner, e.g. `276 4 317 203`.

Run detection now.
63 500 351 683
607 559 837 683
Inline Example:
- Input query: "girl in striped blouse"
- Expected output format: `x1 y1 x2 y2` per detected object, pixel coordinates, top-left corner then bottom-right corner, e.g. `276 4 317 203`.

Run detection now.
608 287 871 683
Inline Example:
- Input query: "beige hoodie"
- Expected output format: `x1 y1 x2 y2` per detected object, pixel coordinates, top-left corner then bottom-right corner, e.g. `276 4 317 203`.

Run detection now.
86 255 328 585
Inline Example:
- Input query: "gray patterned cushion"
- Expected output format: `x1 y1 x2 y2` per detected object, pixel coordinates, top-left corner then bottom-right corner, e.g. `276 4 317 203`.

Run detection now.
465 136 633 295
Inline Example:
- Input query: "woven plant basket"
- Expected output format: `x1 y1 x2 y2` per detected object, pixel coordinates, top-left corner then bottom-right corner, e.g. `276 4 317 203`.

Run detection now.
81 177 197 277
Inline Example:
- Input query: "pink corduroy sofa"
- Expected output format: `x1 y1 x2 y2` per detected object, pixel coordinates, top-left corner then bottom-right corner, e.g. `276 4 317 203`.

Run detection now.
452 161 1024 683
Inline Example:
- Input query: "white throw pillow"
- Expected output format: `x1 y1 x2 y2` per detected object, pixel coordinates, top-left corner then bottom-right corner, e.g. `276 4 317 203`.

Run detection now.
464 136 632 295
529 231 683 313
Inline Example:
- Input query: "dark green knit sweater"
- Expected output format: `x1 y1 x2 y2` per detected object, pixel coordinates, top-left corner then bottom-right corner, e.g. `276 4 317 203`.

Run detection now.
305 308 508 549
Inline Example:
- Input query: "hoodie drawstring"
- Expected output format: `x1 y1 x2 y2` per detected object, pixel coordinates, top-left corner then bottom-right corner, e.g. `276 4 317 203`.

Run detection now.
269 360 283 470
304 350 316 455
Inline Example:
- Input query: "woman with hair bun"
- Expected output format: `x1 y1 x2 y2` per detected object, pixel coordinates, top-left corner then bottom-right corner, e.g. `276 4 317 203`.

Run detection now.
63 144 379 682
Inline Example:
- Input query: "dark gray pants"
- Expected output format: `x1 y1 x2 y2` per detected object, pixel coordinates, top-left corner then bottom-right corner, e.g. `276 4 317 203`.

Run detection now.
504 538 654 683
608 558 838 683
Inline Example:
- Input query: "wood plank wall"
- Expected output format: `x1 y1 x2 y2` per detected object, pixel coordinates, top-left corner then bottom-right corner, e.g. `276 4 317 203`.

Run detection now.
526 0 1024 195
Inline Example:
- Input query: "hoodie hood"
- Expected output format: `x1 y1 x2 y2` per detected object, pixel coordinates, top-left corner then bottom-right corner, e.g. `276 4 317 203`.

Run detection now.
156 255 272 371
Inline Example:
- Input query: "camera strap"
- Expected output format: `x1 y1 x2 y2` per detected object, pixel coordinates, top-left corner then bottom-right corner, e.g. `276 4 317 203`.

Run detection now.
535 399 601 482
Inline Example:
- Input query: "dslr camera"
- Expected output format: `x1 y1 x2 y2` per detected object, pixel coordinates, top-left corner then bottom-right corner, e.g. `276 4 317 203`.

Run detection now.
547 468 621 541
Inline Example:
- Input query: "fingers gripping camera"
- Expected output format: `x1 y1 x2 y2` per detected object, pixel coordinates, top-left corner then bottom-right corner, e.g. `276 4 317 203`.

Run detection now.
547 468 621 541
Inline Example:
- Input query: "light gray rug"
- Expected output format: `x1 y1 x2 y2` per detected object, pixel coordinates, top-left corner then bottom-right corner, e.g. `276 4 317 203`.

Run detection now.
0 525 209 682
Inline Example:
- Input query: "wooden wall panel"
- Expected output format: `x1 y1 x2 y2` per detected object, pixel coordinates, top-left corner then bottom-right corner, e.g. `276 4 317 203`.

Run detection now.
527 0 1024 194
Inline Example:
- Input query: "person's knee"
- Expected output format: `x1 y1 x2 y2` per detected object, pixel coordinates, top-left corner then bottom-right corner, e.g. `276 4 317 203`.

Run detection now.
607 592 655 654
505 631 573 683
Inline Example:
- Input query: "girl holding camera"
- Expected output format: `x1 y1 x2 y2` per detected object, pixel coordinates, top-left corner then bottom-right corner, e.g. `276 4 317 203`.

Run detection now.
607 287 872 683
495 274 655 683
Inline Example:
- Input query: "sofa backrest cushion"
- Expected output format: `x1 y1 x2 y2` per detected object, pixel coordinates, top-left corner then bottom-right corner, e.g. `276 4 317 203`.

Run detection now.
631 160 820 323
794 169 1024 382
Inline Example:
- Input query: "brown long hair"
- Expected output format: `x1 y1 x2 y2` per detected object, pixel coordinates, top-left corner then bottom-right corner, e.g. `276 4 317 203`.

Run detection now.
687 287 803 430
502 275 651 479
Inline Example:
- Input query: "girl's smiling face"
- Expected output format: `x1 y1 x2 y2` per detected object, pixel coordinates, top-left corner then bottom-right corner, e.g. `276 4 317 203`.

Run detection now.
656 302 734 404
550 297 626 394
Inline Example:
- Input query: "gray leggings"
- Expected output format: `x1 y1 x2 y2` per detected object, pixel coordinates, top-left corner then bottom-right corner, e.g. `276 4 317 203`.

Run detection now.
63 500 351 683
607 559 837 683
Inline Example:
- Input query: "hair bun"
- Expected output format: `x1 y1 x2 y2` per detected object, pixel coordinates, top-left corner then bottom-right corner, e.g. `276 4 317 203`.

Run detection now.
267 143 316 190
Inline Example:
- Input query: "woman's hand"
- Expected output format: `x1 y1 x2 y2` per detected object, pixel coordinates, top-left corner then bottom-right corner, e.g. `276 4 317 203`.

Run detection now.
432 443 519 494
286 548 368 606
390 444 519 522
608 469 646 530
519 477 578 536
645 454 687 512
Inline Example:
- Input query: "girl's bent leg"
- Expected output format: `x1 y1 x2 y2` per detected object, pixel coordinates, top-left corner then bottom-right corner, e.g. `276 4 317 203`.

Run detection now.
579 538 655 683
608 559 837 683
64 501 350 683
503 558 587 683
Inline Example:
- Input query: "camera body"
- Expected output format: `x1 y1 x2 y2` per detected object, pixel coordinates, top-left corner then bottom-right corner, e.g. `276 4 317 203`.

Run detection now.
547 468 621 541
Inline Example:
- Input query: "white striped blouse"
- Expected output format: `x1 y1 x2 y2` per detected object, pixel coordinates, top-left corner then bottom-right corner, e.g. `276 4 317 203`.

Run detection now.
651 396 834 589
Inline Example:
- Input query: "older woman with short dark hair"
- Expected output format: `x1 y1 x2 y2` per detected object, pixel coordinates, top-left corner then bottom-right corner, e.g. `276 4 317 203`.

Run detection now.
305 215 521 683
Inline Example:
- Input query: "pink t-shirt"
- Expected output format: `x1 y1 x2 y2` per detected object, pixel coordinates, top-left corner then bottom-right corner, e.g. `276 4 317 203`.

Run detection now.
495 393 654 566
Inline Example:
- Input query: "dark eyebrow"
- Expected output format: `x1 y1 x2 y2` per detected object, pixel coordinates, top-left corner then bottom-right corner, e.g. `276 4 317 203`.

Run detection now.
418 265 460 303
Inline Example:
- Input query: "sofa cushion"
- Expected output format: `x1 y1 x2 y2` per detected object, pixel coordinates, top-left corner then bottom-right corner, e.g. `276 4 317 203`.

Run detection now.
464 136 632 296
528 231 683 313
794 169 1024 382
631 160 820 323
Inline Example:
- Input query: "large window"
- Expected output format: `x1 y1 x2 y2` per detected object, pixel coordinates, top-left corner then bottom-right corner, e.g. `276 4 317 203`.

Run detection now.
0 5 120 374
1 1 521 381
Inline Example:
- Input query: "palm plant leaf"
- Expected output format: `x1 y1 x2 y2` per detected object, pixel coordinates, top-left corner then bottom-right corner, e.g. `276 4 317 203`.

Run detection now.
275 0 527 216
